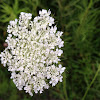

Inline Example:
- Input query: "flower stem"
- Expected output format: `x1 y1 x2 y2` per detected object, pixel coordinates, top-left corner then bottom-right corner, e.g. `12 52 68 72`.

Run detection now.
82 64 100 100
63 71 68 100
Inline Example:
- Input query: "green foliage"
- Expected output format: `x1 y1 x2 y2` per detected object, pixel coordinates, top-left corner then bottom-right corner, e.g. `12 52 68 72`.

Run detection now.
0 0 100 100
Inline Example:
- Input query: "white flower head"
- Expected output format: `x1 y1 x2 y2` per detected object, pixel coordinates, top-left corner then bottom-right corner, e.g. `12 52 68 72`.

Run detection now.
0 9 65 96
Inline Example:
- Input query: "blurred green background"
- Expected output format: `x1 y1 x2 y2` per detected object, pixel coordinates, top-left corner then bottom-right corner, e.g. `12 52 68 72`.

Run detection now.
0 0 100 100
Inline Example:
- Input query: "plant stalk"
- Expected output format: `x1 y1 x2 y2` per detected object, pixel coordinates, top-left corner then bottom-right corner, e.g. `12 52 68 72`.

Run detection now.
82 64 100 100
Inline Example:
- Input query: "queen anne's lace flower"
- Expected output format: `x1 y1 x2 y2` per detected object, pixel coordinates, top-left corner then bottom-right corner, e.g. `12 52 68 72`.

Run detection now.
0 9 65 96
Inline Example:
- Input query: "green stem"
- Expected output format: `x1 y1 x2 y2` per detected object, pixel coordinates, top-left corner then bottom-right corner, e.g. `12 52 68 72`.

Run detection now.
63 71 68 100
82 64 100 100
